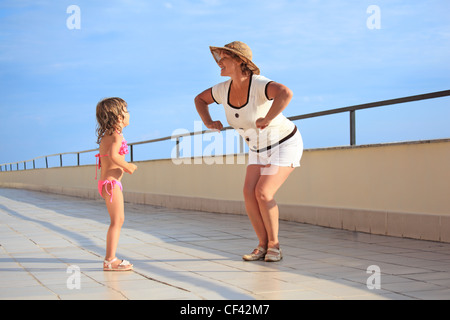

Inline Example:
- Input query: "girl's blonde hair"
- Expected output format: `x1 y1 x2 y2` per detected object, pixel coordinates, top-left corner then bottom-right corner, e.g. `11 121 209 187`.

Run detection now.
95 97 128 144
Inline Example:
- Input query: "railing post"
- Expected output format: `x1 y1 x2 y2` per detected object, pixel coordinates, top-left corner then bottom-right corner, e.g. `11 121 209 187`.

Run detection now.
60 154 63 167
33 160 35 169
350 110 356 146
239 135 244 154
77 153 80 166
45 157 48 168
176 137 180 158
130 145 134 162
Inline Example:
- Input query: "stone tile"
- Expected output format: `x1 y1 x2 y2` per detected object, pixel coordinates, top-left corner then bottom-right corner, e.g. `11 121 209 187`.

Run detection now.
1 188 450 300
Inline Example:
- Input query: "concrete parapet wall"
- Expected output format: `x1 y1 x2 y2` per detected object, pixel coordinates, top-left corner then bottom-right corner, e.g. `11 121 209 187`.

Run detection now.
1 139 449 242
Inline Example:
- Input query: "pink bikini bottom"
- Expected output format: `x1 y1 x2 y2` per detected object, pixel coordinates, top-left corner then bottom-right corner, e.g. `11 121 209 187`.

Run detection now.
98 179 123 203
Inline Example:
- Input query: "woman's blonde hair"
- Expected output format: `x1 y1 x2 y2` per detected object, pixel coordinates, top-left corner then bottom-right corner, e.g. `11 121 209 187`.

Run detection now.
95 97 127 144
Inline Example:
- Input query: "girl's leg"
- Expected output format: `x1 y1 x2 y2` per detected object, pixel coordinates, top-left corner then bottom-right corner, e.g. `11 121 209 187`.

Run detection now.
243 165 268 249
103 184 125 266
255 165 295 249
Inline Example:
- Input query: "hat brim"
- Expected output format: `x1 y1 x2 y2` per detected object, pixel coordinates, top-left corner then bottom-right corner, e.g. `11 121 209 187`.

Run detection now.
209 46 260 75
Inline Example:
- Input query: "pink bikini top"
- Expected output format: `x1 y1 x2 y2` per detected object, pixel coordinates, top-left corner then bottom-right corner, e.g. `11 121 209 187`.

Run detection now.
95 132 129 179
118 134 129 155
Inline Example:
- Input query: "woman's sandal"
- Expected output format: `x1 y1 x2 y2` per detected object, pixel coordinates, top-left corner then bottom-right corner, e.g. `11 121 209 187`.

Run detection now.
264 247 282 262
103 257 133 271
242 246 267 261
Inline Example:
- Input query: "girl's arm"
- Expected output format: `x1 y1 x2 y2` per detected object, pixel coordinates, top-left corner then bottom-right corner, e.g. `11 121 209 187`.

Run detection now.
108 133 137 174
195 88 223 131
256 82 293 130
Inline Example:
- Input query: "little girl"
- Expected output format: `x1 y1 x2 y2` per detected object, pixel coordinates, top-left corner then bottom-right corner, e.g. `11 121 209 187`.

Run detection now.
95 97 137 271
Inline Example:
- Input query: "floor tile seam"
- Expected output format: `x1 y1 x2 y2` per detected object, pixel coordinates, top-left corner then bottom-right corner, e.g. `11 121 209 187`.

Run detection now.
55 249 133 300
122 246 265 295
318 250 450 271
132 264 249 300
2 190 450 300
280 264 450 292
3 246 62 299
168 242 242 260
14 223 105 263
130 269 203 299
252 285 346 299
395 252 450 261
307 265 373 279
140 239 405 276
389 275 450 290
354 251 450 262
138 255 248 274
121 244 249 276
1 229 447 274
378 244 450 255
380 284 447 300
8 233 115 295
255 286 397 300
1 219 57 256
179 235 265 250
177 269 256 298
0 203 101 256
143 241 244 263
33 239 143 300
362 261 439 274
293 278 411 299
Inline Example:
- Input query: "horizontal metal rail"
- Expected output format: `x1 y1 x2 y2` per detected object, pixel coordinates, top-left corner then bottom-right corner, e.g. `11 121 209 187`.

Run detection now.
1 89 449 172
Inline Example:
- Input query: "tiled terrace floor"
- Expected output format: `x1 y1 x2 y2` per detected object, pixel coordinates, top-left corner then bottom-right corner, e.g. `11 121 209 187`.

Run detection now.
1 188 450 300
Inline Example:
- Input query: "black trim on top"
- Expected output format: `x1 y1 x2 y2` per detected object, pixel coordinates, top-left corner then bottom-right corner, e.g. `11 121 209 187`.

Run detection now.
210 87 218 104
227 75 253 109
250 126 298 153
265 81 274 101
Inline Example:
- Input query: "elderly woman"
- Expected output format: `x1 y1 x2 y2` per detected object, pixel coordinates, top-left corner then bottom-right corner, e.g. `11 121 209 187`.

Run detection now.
194 41 303 262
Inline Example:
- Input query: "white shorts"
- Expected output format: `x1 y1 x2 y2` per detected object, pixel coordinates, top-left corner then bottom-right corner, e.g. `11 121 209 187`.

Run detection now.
248 129 303 168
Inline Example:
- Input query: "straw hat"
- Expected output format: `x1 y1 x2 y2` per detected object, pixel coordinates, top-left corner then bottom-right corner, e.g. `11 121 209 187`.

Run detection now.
209 41 260 75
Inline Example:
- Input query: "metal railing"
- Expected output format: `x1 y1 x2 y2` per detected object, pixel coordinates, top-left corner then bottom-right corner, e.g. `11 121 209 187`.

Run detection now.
1 89 449 172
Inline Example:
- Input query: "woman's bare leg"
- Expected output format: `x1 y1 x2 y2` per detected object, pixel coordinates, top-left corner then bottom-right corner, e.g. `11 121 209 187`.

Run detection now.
243 165 268 249
255 165 295 249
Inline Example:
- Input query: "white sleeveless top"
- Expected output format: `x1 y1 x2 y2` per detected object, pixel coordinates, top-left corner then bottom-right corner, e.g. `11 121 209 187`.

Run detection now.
212 74 296 151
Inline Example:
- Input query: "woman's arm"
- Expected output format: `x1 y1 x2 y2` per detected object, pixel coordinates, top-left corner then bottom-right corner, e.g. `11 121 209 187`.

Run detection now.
256 82 293 130
194 88 223 131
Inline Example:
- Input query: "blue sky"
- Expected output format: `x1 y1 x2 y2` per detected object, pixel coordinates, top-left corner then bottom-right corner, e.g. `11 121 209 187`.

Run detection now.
1 0 450 167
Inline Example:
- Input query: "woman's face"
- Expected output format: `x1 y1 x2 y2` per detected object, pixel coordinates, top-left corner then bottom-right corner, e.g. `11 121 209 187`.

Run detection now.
218 50 241 77
120 106 130 128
